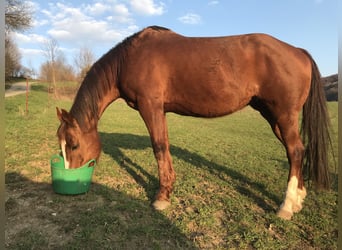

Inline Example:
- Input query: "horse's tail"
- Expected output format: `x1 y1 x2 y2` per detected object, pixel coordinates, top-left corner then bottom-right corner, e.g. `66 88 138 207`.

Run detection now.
301 49 331 189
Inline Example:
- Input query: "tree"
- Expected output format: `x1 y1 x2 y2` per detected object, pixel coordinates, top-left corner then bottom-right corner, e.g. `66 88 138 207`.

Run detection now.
74 46 95 82
40 50 75 83
5 36 21 80
42 38 59 97
5 0 33 80
40 49 76 98
5 0 33 33
40 57 75 83
55 53 75 82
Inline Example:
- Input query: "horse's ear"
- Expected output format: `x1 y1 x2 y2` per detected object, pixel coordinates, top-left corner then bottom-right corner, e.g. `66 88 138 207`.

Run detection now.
56 107 77 127
56 107 63 122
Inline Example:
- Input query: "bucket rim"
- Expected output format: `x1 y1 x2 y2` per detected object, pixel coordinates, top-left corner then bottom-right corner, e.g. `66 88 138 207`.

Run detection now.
50 155 96 171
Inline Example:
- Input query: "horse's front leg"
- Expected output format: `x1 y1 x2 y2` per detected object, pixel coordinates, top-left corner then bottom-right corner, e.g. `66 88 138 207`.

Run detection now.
138 100 176 210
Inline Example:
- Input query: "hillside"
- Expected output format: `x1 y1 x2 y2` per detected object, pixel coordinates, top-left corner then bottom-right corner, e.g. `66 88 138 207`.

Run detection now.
322 74 338 101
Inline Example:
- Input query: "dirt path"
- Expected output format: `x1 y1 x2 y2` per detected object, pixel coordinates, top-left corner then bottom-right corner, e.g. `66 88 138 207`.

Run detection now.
5 81 32 97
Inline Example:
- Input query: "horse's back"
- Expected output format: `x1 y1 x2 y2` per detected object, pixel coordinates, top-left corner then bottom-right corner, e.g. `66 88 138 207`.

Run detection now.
120 27 312 117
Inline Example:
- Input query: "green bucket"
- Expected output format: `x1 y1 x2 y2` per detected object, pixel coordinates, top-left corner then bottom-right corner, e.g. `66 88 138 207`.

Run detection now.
50 154 96 195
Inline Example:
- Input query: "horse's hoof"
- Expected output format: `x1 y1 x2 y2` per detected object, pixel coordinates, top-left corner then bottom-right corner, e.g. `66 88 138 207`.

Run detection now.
292 203 303 213
277 209 293 220
152 200 171 210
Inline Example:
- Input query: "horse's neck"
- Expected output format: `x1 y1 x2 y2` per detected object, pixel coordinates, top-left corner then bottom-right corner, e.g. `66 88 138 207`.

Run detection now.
72 54 122 131
97 88 120 118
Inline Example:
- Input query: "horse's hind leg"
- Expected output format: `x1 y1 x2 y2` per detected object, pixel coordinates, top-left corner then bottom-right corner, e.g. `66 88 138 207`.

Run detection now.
250 98 283 143
274 113 307 220
137 99 176 210
251 100 306 219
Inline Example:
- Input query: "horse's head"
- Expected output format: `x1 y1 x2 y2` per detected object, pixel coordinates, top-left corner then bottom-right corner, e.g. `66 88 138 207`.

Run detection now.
56 108 101 169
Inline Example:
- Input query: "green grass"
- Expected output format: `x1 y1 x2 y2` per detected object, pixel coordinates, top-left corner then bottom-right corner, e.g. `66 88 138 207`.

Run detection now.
5 82 338 249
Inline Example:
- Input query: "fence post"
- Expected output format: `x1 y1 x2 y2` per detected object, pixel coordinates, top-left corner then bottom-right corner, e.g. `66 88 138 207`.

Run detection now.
26 78 28 115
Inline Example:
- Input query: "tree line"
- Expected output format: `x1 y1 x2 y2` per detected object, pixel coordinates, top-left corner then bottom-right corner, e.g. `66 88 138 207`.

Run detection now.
5 0 95 86
5 0 32 80
40 38 95 97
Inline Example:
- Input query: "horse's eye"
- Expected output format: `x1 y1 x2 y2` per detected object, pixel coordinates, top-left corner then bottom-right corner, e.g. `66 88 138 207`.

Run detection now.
71 144 79 151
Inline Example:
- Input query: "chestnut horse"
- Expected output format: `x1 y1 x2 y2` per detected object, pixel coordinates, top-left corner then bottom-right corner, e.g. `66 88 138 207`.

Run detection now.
57 26 331 220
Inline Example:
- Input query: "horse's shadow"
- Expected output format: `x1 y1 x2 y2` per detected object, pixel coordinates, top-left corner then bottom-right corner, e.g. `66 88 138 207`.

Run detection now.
99 132 282 212
5 172 197 249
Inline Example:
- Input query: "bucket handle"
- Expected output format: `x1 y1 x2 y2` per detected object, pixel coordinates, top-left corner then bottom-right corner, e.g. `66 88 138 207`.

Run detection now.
51 154 63 164
87 159 96 167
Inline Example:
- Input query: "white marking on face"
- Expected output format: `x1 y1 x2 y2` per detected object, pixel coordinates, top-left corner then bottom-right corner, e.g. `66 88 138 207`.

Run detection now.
61 140 70 169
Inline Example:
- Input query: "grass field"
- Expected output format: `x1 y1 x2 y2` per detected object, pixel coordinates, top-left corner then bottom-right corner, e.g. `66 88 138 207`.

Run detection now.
5 82 338 249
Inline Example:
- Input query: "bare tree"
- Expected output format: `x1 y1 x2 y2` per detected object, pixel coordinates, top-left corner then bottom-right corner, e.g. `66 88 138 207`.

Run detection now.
5 36 21 80
40 58 75 82
42 38 60 97
40 47 76 99
5 0 33 33
74 46 95 82
56 54 75 82
5 0 33 80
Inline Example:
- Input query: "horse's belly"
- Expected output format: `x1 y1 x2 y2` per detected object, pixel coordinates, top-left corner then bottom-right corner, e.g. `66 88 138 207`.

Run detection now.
164 92 251 118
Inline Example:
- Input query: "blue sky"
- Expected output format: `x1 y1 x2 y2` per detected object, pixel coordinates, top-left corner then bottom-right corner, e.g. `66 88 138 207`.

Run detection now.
13 0 337 77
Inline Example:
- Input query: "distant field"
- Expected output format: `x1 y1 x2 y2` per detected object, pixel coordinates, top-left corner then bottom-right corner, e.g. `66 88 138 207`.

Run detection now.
5 82 338 249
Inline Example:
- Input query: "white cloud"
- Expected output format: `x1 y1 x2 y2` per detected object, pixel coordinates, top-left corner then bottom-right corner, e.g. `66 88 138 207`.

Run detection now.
13 33 31 43
47 29 71 40
18 0 166 49
111 4 134 24
41 9 53 19
114 4 130 16
85 2 109 16
13 32 46 44
59 47 78 55
39 2 139 46
55 3 85 20
208 1 219 5
129 0 165 16
19 48 43 57
25 1 39 9
178 13 201 25
33 19 49 27
14 1 159 69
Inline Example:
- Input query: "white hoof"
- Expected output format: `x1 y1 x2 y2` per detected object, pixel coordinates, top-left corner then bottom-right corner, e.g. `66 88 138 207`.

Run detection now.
293 187 307 213
292 203 303 213
277 207 293 220
298 187 307 200
278 176 307 219
152 200 171 210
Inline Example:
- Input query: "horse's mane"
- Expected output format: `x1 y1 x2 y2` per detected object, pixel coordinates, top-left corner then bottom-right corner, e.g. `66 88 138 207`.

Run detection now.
70 26 171 130
69 26 170 130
